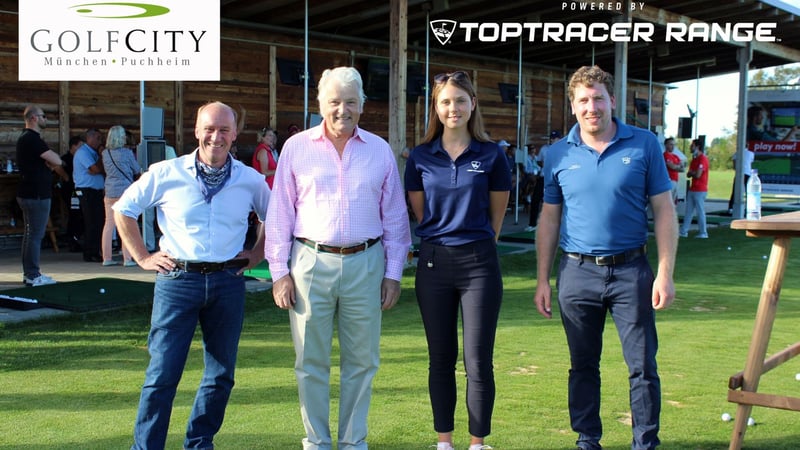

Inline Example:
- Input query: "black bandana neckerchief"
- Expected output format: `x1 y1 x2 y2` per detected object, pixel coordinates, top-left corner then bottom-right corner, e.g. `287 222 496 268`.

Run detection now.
195 154 232 203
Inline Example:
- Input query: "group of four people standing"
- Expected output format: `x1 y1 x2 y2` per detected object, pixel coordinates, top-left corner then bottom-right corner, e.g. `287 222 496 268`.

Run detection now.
107 64 675 450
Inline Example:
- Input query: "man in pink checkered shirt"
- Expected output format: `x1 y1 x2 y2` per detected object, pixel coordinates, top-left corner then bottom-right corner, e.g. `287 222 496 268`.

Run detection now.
264 66 411 450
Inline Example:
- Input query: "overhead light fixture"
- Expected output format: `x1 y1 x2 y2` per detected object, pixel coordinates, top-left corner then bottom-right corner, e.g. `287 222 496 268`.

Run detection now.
658 57 716 71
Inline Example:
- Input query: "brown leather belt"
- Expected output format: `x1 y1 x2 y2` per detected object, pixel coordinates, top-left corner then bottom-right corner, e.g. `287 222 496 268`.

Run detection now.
564 245 646 266
171 258 249 274
296 237 381 255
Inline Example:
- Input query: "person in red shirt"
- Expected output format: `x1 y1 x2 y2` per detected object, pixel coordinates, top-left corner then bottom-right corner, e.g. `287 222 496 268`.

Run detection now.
679 138 709 238
252 127 278 188
662 137 684 205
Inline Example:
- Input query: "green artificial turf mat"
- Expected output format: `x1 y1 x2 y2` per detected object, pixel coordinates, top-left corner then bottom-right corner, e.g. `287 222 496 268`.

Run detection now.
243 260 271 280
0 278 153 312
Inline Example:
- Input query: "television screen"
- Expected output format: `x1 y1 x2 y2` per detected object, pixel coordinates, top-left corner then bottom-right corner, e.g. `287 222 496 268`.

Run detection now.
365 59 426 101
634 98 649 115
277 58 314 86
137 139 166 170
770 107 800 128
142 106 164 139
498 83 520 104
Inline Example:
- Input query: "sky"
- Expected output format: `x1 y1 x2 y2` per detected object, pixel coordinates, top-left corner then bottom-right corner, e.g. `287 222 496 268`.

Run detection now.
663 72 741 143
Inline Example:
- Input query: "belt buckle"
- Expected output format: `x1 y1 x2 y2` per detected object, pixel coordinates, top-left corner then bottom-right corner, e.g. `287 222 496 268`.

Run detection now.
199 262 221 274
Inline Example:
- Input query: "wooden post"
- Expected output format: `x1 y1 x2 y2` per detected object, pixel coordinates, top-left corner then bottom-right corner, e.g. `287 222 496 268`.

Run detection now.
270 45 277 130
58 81 69 154
389 0 407 162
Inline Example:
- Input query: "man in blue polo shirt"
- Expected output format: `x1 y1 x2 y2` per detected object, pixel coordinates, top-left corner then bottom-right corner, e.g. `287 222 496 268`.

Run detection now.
533 66 677 450
73 128 106 262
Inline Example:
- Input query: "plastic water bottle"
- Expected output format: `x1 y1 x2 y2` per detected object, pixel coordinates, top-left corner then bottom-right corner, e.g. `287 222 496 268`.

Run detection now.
5 158 12 173
746 169 762 220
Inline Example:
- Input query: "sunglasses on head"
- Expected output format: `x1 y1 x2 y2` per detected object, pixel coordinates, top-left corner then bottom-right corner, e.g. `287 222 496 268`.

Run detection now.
434 70 470 84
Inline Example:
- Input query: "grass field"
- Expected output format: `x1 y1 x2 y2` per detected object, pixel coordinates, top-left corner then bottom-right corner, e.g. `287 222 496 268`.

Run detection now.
2 227 800 449
707 169 735 202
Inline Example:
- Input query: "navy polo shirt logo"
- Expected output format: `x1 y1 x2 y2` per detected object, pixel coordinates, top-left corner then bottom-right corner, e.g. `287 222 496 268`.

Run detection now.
467 161 484 173
622 156 631 165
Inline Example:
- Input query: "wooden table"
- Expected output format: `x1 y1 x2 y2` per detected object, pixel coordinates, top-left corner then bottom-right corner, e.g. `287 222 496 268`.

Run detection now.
728 211 800 449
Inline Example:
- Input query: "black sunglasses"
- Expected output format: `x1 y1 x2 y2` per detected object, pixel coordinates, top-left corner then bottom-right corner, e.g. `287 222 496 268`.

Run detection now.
434 70 470 84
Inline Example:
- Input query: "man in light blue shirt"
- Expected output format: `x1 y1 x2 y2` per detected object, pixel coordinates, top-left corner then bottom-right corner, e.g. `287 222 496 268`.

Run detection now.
114 101 270 450
73 128 105 262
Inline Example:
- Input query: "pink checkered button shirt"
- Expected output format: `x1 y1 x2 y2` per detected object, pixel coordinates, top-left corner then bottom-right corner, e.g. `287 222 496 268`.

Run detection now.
264 123 411 281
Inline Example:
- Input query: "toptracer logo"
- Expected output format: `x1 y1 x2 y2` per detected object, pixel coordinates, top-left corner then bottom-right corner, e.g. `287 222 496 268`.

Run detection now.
19 0 221 81
430 20 457 45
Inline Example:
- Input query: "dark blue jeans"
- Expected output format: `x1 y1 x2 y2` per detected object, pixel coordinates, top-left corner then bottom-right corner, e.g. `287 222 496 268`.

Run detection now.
415 239 503 438
556 254 661 450
131 268 246 450
16 197 51 280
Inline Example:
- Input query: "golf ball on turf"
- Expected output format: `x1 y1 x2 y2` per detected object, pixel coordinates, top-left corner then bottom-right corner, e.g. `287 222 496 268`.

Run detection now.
721 413 732 422
99 288 105 294
727 246 732 251
795 373 800 381
763 255 768 259
747 417 756 426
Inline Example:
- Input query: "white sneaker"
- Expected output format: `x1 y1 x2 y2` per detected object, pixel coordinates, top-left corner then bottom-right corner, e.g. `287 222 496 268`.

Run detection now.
524 225 536 232
469 445 493 450
678 232 688 238
431 444 454 450
695 234 708 239
24 274 57 287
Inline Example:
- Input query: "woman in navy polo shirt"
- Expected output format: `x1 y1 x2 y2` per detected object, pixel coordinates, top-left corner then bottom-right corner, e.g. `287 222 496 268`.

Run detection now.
404 70 511 450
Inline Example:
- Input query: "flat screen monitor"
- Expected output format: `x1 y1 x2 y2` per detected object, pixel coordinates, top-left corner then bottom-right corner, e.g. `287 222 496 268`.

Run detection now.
277 58 314 86
498 83 520 104
364 59 426 101
142 106 164 139
634 98 650 115
138 139 166 170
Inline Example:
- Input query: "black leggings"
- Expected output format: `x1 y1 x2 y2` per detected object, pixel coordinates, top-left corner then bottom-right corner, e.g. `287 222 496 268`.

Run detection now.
415 238 503 438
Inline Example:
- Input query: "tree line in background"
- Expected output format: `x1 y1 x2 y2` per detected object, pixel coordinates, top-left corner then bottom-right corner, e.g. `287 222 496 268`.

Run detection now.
694 64 800 171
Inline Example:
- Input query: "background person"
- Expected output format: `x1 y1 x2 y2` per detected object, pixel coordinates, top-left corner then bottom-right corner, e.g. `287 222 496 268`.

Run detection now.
101 125 141 266
746 105 798 142
62 135 84 252
114 101 270 450
523 144 543 232
265 66 411 450
533 65 677 450
679 138 709 239
73 128 105 262
405 70 510 450
252 126 279 188
662 137 684 205
15 105 68 286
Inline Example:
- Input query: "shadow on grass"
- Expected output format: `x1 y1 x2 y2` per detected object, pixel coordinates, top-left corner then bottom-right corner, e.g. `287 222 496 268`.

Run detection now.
2 436 799 450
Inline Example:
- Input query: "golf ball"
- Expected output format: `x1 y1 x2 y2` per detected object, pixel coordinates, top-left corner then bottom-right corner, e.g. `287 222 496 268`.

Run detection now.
721 413 732 422
795 373 800 381
99 288 105 294
762 255 768 260
727 246 732 251
747 417 756 426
